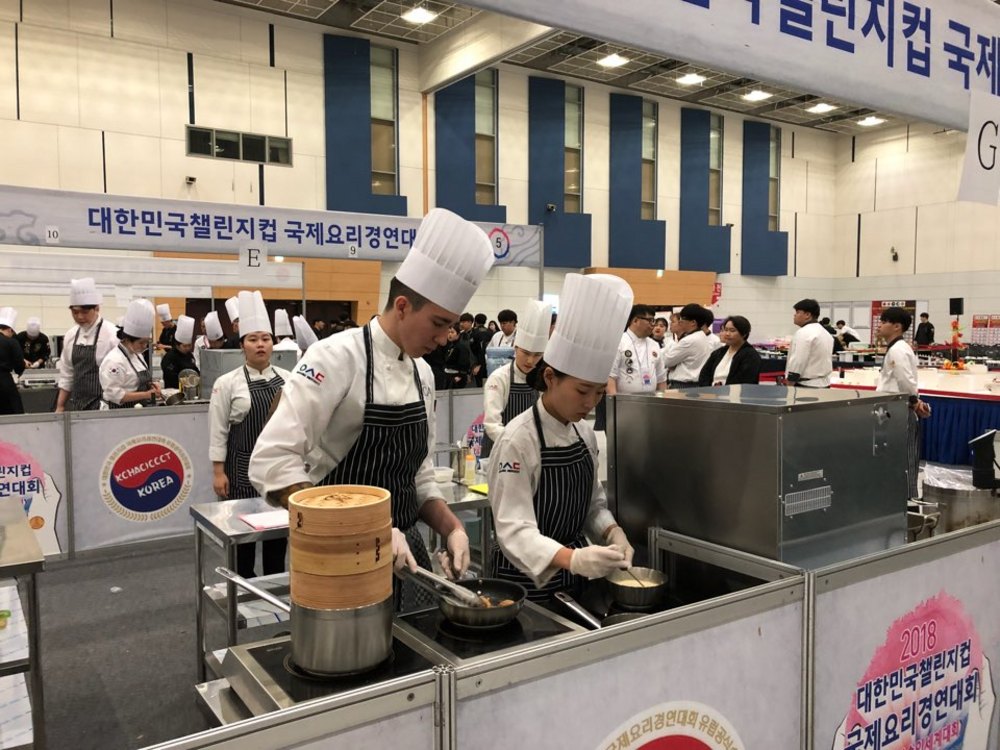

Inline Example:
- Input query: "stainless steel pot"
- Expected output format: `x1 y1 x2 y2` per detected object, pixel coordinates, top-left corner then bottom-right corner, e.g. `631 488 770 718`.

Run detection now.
404 568 525 628
605 567 667 609
923 484 1000 532
216 567 392 676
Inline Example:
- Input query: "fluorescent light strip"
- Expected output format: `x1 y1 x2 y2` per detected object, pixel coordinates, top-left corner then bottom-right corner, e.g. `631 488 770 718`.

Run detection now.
597 53 629 68
742 89 773 102
806 103 837 114
857 116 886 127
676 73 706 86
401 6 438 24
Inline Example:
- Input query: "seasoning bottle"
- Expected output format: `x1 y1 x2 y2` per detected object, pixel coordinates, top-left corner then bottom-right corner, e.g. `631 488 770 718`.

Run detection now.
464 453 476 484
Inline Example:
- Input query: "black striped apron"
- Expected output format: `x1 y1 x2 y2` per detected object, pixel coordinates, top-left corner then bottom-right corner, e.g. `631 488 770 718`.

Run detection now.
882 339 921 498
480 361 537 459
322 324 435 613
107 345 154 409
68 320 104 411
491 402 592 602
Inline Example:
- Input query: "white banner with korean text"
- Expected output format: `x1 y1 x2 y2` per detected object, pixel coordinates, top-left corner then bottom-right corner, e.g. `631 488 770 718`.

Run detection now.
461 0 1000 131
0 185 542 267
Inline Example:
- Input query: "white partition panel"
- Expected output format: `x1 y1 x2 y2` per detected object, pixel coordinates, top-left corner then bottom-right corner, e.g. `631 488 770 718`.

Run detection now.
456 582 804 749
0 415 70 557
70 407 214 551
449 388 485 455
813 523 1000 749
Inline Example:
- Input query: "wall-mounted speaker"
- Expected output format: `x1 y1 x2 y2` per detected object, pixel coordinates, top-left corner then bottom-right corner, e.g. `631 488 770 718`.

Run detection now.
949 298 964 316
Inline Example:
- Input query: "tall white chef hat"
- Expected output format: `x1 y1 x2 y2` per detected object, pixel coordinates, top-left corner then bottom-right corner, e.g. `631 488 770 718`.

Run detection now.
122 298 156 338
394 208 495 316
156 303 172 322
69 277 102 306
26 317 41 336
544 274 634 384
175 315 195 345
225 296 240 323
516 300 552 354
273 309 293 338
293 315 317 352
204 311 225 342
238 291 271 336
0 307 17 329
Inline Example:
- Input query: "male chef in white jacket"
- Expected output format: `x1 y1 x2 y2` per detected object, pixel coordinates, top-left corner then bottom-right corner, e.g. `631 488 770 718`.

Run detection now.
250 208 495 611
785 298 834 388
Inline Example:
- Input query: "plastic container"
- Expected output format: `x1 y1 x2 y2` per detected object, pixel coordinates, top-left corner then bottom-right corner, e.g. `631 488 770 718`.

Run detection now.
434 466 455 484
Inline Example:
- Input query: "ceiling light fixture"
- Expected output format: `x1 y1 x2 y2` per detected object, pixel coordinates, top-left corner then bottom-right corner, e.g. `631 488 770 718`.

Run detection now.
806 102 837 114
676 73 706 86
401 6 438 24
597 53 629 68
857 116 886 127
742 89 773 102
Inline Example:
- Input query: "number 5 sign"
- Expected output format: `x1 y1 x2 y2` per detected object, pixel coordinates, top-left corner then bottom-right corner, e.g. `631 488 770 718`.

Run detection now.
488 228 510 260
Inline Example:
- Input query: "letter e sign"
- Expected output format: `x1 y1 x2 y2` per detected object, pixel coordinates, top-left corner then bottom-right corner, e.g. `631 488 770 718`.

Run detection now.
239 243 269 275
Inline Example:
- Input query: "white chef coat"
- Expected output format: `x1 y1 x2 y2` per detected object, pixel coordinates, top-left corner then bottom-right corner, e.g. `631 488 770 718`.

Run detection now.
839 325 860 340
208 363 292 462
483 362 530 443
488 398 615 587
609 331 666 393
661 330 714 384
248 318 440 506
56 318 119 392
876 338 918 395
193 335 209 368
488 330 517 349
706 332 723 349
99 345 151 407
786 322 834 387
273 338 301 356
711 348 736 386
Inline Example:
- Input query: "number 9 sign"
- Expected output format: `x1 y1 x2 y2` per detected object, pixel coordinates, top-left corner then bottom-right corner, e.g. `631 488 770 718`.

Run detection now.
488 228 510 260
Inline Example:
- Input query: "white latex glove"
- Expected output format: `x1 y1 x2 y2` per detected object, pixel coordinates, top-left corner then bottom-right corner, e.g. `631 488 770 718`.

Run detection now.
569 545 628 579
391 528 418 574
605 526 634 567
441 529 470 580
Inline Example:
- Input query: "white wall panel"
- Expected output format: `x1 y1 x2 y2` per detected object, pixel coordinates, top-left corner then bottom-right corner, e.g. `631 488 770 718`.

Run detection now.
238 16 269 67
859 207 916 277
721 113 742 219
249 65 286 136
194 55 251 131
780 208 795 274
805 160 835 216
904 147 960 208
795 213 836 278
780 158 807 214
233 161 260 205
0 0 17 22
158 49 190 141
871 153 908 211
22 0 69 29
166 1 241 60
57 126 103 192
0 22 16 120
285 71 324 157
658 99 680 201
662 196 680 270
498 69 528 225
0 120 59 187
585 187 609 268
69 0 109 36
315 155 327 210
272 21 323 76
104 131 162 197
18 25 79 126
398 88 423 171
835 159 875 216
854 124 908 162
113 0 167 47
398 166 423 217
78 35 160 137
913 203 954 275
792 127 836 164
955 202 999 271
159 138 233 201
832 213 860 278
264 155 318 210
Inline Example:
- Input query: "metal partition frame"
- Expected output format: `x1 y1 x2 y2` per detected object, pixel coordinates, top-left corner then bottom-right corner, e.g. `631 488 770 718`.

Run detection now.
141 670 441 750
807 520 1000 749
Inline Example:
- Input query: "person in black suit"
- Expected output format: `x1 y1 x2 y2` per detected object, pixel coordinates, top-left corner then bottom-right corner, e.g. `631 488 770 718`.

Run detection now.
698 315 762 387
913 313 935 347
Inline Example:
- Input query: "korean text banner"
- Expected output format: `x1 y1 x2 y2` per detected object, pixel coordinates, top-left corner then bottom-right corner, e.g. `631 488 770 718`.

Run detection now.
0 185 542 267
460 0 1000 131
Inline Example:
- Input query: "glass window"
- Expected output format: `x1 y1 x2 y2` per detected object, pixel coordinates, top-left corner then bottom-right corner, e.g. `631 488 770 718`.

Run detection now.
187 127 213 156
564 85 583 214
475 69 497 205
370 45 397 196
641 100 657 220
769 126 781 232
708 113 723 226
268 137 291 165
242 133 266 163
215 130 240 160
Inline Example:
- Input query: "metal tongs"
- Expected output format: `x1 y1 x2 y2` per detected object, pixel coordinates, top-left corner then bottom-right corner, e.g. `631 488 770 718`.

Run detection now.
404 566 485 607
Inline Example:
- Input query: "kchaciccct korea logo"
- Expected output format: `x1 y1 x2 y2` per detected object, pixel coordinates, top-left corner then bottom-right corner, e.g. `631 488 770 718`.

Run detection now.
100 435 193 522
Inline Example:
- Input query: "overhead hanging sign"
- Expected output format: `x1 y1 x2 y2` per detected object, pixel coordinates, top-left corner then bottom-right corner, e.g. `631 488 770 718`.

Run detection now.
462 0 1000 130
0 185 542 267
958 89 1000 204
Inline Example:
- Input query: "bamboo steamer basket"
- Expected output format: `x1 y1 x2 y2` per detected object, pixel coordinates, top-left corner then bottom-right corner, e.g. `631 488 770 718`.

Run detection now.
288 485 393 609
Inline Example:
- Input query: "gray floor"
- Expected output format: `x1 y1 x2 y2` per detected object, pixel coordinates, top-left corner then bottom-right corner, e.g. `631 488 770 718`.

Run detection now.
39 537 211 750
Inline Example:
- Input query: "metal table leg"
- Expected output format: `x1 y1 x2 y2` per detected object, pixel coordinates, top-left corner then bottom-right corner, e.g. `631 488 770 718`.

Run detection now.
194 527 206 682
26 572 45 750
479 506 493 574
226 541 238 646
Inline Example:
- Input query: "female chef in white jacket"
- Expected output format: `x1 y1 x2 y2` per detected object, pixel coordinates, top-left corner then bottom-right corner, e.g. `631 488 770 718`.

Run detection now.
99 299 160 409
487 274 636 602
209 291 293 578
480 300 551 458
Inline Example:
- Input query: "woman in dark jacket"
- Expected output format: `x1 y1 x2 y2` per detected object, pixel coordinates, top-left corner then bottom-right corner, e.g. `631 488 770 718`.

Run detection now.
698 315 762 386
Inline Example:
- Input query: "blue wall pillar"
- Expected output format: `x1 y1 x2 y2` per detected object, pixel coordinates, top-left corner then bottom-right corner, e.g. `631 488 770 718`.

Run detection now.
323 35 407 216
679 108 731 272
527 76 591 268
608 93 666 269
741 120 788 276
